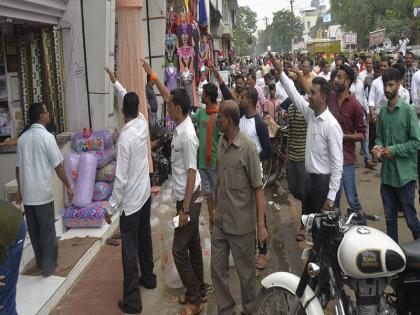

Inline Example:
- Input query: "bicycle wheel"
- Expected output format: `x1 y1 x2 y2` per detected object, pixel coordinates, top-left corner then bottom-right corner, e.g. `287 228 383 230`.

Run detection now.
262 158 273 189
255 287 307 315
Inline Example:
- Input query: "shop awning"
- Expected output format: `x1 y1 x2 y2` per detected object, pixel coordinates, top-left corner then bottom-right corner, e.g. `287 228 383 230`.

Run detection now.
0 0 67 25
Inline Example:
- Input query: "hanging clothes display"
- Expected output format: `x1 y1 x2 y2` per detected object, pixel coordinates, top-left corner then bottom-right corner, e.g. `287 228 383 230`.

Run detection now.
163 3 214 115
164 64 179 92
176 9 199 108
165 33 177 65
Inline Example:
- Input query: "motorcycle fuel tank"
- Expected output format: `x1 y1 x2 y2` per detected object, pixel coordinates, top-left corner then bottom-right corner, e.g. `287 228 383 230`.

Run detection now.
337 226 406 278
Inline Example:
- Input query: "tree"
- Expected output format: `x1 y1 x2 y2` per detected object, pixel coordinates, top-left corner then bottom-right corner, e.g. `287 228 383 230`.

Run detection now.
269 9 303 52
233 6 257 56
256 25 272 54
330 0 414 47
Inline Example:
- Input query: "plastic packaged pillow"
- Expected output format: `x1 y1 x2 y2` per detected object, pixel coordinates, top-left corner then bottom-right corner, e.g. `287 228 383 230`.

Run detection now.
63 151 80 207
96 161 116 182
95 148 116 168
61 201 109 228
73 152 97 207
72 128 114 152
93 182 113 201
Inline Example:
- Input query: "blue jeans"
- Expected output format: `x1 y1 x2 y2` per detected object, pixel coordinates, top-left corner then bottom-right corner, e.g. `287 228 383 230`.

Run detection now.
151 112 157 126
381 181 420 243
0 220 26 315
335 164 362 211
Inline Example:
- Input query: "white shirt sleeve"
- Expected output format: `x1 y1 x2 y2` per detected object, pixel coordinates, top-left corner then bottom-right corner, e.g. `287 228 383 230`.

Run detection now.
183 137 199 171
412 72 420 107
357 80 368 112
46 135 63 169
280 72 312 121
368 79 378 109
114 80 127 99
109 139 130 213
275 81 289 103
399 86 410 104
327 122 344 201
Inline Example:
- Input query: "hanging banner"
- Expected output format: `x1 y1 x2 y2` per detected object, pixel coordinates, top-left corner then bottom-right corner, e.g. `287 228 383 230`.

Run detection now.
343 32 357 45
369 29 386 46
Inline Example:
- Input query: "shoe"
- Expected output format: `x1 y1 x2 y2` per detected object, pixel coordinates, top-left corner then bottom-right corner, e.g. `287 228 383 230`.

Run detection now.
118 300 142 314
139 276 157 289
365 160 376 170
42 266 58 278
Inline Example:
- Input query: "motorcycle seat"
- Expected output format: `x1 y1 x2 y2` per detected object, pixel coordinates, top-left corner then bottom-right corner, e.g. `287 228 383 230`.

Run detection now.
400 238 420 269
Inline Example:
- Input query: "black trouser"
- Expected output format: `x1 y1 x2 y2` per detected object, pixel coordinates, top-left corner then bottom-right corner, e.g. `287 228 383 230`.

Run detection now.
173 189 205 305
24 202 57 276
304 173 331 214
120 197 155 312
369 121 376 153
287 160 307 213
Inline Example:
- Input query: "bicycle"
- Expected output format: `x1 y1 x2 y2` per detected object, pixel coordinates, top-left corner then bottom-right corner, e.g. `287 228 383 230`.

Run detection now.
262 113 288 188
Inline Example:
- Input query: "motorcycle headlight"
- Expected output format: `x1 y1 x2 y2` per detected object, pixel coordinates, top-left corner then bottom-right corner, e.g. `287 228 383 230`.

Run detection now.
303 213 316 246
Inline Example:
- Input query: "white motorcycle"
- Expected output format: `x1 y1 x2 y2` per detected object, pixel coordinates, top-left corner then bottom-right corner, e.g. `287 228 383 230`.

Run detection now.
256 209 420 314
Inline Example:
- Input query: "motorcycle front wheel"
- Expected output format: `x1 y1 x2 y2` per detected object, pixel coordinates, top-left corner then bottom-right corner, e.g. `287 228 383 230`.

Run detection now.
255 287 307 315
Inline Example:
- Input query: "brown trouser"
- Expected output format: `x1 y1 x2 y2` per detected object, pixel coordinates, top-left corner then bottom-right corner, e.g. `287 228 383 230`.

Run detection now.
211 225 256 315
173 188 205 305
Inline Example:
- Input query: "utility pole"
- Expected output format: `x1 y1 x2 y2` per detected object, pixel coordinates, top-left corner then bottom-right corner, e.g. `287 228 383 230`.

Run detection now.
290 0 294 52
264 16 269 29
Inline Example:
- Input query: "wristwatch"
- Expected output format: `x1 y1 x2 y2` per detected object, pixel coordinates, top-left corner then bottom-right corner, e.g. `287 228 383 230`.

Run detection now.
327 199 335 208
182 207 190 214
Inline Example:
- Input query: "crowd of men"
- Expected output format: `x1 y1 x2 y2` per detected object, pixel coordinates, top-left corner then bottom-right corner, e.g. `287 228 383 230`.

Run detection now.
2 41 420 315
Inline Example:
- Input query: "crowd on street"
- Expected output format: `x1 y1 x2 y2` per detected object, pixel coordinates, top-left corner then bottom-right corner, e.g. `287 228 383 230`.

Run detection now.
2 30 420 315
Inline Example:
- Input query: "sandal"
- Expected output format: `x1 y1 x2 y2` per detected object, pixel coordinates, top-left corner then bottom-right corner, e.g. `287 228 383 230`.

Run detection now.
178 295 207 305
105 238 120 246
255 254 267 269
177 303 203 315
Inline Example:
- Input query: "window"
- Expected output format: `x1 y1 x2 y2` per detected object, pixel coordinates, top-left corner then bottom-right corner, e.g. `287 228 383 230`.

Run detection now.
307 21 311 29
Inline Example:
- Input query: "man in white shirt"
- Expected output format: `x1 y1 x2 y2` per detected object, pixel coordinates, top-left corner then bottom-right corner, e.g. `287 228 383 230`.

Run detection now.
398 33 410 57
141 60 205 315
238 86 271 269
270 54 343 214
16 103 73 278
273 68 289 103
105 69 156 314
271 53 343 309
359 56 374 83
317 59 331 81
350 63 374 169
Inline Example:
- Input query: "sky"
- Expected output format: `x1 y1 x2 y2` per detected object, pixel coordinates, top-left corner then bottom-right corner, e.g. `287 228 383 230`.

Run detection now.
237 0 330 30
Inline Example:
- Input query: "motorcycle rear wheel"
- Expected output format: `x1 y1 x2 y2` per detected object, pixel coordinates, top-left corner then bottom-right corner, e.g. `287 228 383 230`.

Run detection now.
255 287 307 315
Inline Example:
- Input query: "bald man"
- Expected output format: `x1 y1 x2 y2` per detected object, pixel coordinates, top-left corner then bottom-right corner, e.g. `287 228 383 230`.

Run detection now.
211 100 268 315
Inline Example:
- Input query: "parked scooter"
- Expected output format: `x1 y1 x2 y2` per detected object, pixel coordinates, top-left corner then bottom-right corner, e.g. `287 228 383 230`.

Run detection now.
256 209 420 314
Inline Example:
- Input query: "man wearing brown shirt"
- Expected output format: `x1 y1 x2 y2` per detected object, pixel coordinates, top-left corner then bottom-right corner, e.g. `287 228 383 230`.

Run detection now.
329 64 366 211
211 100 268 315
